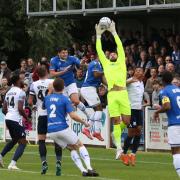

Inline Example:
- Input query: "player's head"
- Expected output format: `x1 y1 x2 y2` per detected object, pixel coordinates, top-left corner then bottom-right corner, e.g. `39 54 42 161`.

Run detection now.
172 75 180 87
37 66 48 78
57 47 68 60
161 71 173 86
134 67 144 79
109 51 118 62
53 78 64 92
10 74 23 87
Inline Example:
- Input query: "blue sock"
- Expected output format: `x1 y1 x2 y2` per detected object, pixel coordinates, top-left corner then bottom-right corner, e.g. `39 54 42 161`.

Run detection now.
1 140 17 157
39 140 47 162
12 144 26 161
54 143 62 162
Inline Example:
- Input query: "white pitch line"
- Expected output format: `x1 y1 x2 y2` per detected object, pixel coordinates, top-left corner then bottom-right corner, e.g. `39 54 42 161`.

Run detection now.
14 151 171 166
0 168 122 180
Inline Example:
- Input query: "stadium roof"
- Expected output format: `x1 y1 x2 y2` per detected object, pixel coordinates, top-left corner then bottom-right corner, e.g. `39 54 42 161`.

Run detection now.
26 0 180 17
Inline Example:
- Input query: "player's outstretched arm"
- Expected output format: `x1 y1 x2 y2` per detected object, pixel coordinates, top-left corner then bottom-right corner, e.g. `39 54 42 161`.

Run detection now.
69 112 89 127
95 24 107 66
107 21 125 61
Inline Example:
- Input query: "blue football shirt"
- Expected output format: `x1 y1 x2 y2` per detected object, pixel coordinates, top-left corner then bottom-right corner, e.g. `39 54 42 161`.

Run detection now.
50 56 80 86
44 93 74 133
159 84 180 126
82 60 103 88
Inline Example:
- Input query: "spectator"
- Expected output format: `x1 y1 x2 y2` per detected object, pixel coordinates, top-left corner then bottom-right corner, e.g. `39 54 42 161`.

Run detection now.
172 43 180 73
145 67 158 98
130 44 139 65
157 65 165 80
151 80 163 108
156 56 164 67
152 40 160 54
137 51 152 78
0 61 11 84
17 58 28 73
148 46 156 66
105 50 110 59
142 92 151 107
166 63 175 74
160 46 168 60
27 58 36 73
0 77 10 107
165 56 172 65
127 66 135 78
172 75 180 87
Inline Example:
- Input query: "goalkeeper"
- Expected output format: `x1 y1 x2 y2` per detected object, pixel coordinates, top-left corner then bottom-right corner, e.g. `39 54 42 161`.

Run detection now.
96 21 131 159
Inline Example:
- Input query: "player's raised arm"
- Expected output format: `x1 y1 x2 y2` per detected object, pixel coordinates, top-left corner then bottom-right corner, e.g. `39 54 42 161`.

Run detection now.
95 24 108 66
108 21 125 62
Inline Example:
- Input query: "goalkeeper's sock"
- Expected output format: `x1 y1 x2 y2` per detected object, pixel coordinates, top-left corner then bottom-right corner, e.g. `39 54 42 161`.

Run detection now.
39 140 47 162
79 146 92 170
120 121 127 132
113 124 122 149
12 143 26 161
54 143 62 162
71 150 87 173
123 136 133 154
173 154 180 177
132 135 141 154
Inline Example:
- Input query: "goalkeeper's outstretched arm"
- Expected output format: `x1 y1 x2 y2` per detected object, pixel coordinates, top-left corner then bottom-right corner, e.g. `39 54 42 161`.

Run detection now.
95 24 108 66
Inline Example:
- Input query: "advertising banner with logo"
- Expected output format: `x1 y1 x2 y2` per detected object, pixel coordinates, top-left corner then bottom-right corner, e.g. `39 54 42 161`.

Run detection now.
70 107 110 148
145 107 170 150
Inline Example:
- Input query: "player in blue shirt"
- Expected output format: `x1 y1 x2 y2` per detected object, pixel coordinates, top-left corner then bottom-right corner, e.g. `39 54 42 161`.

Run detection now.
49 47 90 120
154 71 180 177
80 58 104 141
43 78 99 177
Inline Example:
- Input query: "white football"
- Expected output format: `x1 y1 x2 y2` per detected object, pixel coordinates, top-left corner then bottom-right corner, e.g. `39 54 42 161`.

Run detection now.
99 17 111 30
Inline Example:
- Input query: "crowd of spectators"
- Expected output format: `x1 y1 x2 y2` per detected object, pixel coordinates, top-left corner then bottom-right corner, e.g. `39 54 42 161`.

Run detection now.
0 28 179 109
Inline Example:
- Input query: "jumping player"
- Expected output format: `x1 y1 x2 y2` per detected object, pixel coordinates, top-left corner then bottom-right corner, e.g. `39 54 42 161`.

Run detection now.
81 58 104 141
96 21 131 159
49 47 90 119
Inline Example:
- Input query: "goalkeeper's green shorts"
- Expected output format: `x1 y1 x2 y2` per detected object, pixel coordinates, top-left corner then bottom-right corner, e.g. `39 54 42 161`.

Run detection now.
107 90 131 118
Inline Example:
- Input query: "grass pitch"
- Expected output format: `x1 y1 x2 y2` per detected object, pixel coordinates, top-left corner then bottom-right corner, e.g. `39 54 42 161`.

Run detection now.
0 143 178 180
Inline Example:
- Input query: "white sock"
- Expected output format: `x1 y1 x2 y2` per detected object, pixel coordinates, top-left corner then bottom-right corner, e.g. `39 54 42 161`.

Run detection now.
71 150 87 173
94 111 103 133
87 113 95 130
77 102 90 119
79 146 92 170
10 160 16 166
0 154 2 160
173 154 180 177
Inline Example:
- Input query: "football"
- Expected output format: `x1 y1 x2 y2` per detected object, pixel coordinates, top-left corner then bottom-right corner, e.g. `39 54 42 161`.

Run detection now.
99 17 111 30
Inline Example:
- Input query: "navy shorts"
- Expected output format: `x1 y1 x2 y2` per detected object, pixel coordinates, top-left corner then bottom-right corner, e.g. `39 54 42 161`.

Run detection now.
6 120 26 140
38 116 47 135
128 109 143 128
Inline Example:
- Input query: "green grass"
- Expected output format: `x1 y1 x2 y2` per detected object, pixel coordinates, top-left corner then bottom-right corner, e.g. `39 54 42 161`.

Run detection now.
0 143 178 180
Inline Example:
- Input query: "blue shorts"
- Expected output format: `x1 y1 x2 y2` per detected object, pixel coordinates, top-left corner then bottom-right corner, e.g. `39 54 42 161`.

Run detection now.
128 109 143 128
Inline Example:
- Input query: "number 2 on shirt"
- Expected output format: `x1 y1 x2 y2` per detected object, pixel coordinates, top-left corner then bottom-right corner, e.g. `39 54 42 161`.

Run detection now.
49 104 56 118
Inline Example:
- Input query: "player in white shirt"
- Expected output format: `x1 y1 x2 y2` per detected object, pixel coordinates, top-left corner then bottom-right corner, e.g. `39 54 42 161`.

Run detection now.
121 67 144 166
0 75 28 170
28 66 62 176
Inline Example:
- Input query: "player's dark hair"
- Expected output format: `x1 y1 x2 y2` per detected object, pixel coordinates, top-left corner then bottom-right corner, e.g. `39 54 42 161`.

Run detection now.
37 66 47 78
10 74 20 86
53 78 64 92
162 71 173 85
57 47 68 53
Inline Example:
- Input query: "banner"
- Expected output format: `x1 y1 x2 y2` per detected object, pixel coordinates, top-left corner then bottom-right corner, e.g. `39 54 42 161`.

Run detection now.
145 107 170 150
69 107 110 148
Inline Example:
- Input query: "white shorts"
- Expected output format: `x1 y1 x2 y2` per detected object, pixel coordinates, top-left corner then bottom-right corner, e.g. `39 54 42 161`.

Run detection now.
48 128 79 149
168 126 180 147
80 86 101 107
64 83 79 97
